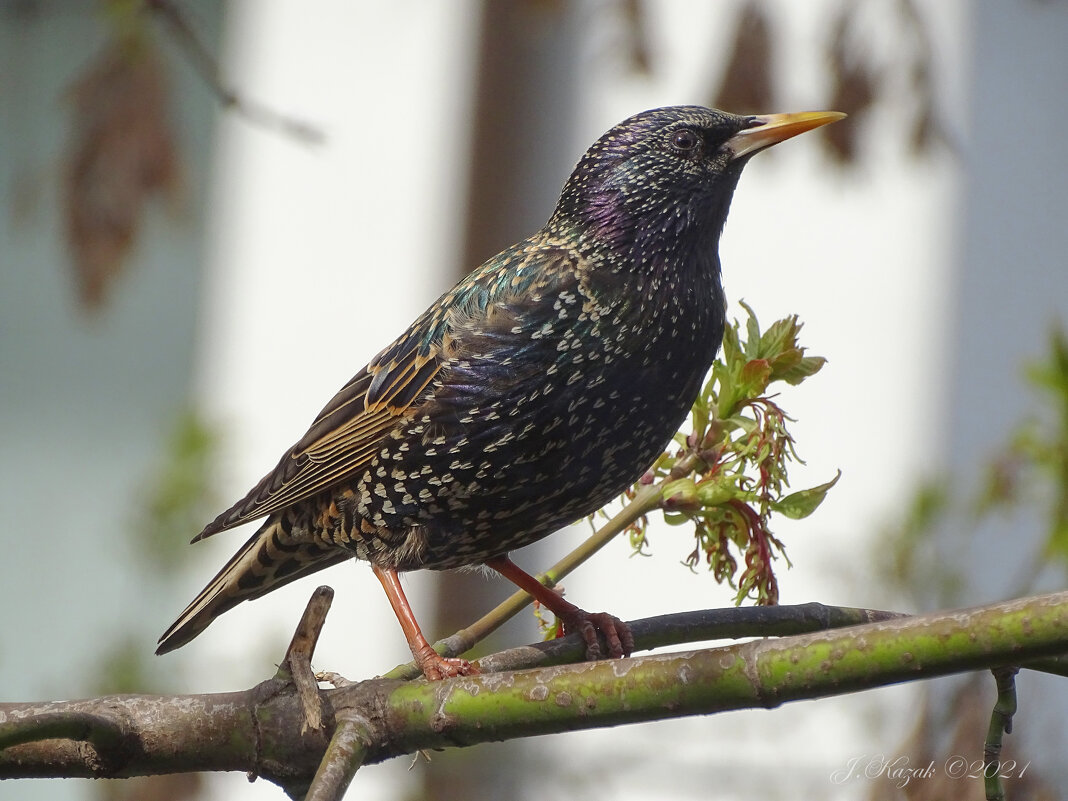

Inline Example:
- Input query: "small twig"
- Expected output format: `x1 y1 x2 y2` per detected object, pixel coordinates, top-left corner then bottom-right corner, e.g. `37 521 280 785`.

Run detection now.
984 666 1019 801
279 586 334 733
145 0 325 143
0 711 127 758
303 711 372 801
315 672 356 690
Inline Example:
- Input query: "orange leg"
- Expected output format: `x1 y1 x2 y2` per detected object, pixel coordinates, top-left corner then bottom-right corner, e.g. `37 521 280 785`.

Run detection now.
484 555 634 661
372 564 477 681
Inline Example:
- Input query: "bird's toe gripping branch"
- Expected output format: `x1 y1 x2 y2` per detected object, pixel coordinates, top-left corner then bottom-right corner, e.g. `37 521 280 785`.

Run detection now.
485 555 634 663
410 646 478 682
557 609 635 661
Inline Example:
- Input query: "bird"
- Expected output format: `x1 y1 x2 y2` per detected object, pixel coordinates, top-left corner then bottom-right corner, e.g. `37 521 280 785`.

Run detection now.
157 105 843 680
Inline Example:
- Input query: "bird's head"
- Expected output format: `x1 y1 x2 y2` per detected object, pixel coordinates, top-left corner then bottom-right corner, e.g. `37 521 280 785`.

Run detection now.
550 105 843 260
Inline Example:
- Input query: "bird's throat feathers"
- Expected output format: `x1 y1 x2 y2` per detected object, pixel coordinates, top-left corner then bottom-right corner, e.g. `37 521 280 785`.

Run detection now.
552 170 733 292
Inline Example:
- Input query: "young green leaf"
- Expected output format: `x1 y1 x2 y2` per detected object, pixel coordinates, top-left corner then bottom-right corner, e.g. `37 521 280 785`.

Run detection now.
771 471 842 520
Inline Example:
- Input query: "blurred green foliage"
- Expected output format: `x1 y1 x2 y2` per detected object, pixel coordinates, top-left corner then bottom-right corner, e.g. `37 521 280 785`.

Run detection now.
134 410 220 571
981 326 1068 564
887 324 1068 596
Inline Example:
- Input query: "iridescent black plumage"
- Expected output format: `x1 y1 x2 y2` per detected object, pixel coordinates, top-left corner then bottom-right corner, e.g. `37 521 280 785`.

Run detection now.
157 106 842 677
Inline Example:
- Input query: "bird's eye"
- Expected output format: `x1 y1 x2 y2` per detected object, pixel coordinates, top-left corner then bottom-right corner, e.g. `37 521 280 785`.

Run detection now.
670 129 700 154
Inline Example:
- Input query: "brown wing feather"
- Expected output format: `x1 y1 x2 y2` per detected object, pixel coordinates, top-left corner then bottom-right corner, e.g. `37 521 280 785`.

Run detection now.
191 245 580 543
193 335 444 541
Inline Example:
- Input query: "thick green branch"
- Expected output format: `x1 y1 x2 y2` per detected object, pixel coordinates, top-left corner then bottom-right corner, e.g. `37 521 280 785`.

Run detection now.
2 593 1066 789
367 591 1068 761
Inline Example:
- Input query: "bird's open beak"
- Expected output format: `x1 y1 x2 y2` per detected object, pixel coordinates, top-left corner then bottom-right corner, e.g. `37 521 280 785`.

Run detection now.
725 111 846 160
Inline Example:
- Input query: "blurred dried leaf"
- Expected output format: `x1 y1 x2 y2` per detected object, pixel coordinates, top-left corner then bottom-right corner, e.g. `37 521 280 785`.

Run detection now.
824 3 879 165
908 89 947 156
712 0 774 114
64 34 179 311
620 0 652 74
898 0 951 157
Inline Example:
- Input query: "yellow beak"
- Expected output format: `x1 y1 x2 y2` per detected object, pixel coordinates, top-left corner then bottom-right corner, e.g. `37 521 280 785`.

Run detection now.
726 111 846 160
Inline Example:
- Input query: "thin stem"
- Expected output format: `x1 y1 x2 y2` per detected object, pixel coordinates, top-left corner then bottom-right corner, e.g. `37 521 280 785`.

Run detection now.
146 0 325 143
983 666 1019 801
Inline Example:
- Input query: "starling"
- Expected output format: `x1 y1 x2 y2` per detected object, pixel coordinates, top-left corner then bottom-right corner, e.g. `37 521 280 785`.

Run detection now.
157 106 843 680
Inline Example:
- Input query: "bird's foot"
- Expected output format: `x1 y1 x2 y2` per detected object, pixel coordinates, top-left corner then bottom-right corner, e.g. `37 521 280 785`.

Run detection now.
558 608 635 662
414 644 480 681
483 555 635 663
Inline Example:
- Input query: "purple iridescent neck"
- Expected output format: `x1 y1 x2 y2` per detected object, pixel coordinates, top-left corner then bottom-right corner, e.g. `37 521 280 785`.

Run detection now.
548 163 739 278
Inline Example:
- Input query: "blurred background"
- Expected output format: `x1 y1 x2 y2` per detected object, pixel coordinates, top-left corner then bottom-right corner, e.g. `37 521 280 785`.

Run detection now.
2 1 1067 800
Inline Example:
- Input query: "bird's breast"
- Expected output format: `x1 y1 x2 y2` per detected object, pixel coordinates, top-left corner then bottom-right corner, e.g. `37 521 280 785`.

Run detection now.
351 261 725 569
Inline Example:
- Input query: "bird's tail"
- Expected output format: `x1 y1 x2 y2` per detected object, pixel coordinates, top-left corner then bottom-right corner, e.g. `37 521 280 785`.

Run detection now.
156 517 352 655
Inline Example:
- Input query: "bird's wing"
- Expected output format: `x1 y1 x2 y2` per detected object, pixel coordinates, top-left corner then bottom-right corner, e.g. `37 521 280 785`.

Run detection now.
193 310 448 541
193 242 583 542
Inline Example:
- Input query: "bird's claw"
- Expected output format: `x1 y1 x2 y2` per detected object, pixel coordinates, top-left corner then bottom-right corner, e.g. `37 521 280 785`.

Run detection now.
561 610 634 662
415 647 480 681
